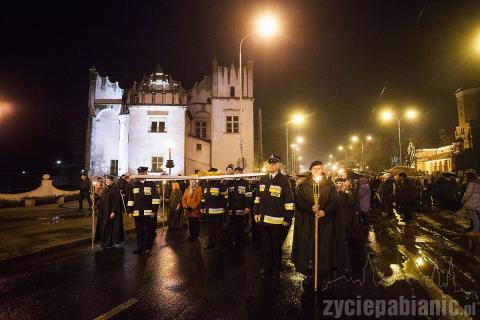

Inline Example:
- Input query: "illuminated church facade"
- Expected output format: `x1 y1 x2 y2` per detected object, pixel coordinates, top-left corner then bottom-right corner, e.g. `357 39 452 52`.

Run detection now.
85 59 254 176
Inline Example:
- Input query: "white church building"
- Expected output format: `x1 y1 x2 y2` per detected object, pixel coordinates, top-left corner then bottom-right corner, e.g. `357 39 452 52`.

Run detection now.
85 59 255 176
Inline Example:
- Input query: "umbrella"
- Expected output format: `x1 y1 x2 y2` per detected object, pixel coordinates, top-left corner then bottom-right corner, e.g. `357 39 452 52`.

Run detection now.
387 166 417 176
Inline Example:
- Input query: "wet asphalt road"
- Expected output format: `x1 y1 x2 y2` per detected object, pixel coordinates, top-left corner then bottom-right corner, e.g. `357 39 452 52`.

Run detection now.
0 209 479 320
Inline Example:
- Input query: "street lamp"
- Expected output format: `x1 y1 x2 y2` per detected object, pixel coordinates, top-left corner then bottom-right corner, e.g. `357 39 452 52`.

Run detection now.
350 134 373 171
296 136 304 144
473 29 480 54
380 108 418 165
166 141 175 175
239 13 280 169
337 145 351 168
285 113 305 173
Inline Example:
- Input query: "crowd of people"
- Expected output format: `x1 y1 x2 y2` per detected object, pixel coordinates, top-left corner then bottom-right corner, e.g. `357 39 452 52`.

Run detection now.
78 155 480 290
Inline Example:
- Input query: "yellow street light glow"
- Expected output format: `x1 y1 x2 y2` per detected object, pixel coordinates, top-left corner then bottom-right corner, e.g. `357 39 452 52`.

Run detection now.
338 168 344 174
329 154 333 158
257 14 279 37
338 145 344 151
366 135 373 141
296 136 304 144
290 143 297 148
405 109 418 120
474 30 480 54
291 113 305 125
381 109 394 122
332 165 338 170
351 135 359 143
348 145 353 150
298 156 302 161
166 141 175 149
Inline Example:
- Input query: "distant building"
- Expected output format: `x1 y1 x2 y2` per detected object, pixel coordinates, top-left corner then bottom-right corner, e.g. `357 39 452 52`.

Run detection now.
415 145 454 173
85 59 255 176
453 87 480 172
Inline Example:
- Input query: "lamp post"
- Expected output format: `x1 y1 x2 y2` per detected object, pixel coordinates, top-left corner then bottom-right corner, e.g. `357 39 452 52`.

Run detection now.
166 141 174 175
285 114 305 173
239 14 279 169
338 145 351 168
381 109 417 166
351 135 372 171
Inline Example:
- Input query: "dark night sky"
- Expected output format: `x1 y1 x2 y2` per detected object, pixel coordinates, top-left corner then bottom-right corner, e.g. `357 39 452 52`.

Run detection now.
1 0 480 174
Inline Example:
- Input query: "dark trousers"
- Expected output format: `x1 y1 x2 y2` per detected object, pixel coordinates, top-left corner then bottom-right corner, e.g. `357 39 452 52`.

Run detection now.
230 214 246 243
134 216 152 250
207 214 224 249
188 217 200 239
251 213 261 251
261 225 283 271
151 215 157 241
79 192 92 209
398 202 413 222
384 200 394 217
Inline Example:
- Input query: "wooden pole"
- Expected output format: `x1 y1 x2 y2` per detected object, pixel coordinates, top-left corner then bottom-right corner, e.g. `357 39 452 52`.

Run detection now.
313 177 321 292
90 183 96 250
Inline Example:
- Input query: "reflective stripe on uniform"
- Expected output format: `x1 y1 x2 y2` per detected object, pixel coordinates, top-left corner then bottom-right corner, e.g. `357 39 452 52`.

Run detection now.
235 210 246 215
254 197 260 204
144 209 153 216
152 199 160 204
284 203 295 210
209 208 225 214
133 210 140 216
127 201 134 206
245 192 253 198
263 215 284 225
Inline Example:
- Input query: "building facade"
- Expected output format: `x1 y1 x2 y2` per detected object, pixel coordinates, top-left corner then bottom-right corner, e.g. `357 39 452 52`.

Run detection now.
453 87 480 172
415 145 454 173
85 59 255 176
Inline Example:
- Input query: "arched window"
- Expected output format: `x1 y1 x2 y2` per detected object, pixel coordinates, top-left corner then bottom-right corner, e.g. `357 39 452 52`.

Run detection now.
230 86 235 97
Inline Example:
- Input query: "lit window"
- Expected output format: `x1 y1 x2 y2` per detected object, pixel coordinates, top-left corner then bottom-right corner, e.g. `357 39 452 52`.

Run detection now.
195 121 207 138
151 156 164 172
226 116 239 133
150 121 166 133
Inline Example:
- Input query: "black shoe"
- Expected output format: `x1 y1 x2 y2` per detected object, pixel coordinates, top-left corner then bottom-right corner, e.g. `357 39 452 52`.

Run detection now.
259 268 272 276
132 248 143 255
203 244 215 250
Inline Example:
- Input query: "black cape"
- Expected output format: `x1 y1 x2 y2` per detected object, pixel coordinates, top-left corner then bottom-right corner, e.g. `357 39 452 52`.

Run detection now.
291 174 349 275
95 186 125 247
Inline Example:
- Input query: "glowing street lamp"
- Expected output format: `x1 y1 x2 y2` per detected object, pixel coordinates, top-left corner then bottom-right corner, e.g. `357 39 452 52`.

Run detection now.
350 134 373 171
473 29 480 54
380 107 419 165
239 13 280 169
285 113 306 172
296 136 304 144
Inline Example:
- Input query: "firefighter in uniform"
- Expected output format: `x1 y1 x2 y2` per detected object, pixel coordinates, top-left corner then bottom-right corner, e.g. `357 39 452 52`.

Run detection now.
203 168 228 252
228 167 252 247
127 167 160 254
253 155 295 276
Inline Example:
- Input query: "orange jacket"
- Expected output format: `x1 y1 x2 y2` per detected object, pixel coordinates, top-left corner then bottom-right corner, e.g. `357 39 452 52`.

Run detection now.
182 186 203 218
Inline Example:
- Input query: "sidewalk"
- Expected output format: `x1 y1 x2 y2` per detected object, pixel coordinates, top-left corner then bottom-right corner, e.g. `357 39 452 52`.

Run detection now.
0 200 167 263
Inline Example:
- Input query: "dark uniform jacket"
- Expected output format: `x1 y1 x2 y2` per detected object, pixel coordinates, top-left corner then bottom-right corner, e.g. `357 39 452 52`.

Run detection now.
80 179 92 194
253 172 295 226
127 180 160 217
227 178 252 215
204 180 228 214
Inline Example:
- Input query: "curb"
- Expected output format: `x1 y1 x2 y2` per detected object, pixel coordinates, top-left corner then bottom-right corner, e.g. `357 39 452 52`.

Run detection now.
0 227 137 266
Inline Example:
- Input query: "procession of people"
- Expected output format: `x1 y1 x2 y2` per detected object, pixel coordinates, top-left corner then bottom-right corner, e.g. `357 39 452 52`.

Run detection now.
84 152 480 292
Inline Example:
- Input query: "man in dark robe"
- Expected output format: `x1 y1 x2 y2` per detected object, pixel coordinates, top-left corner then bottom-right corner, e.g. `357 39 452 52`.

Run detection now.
292 160 341 288
95 176 125 249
